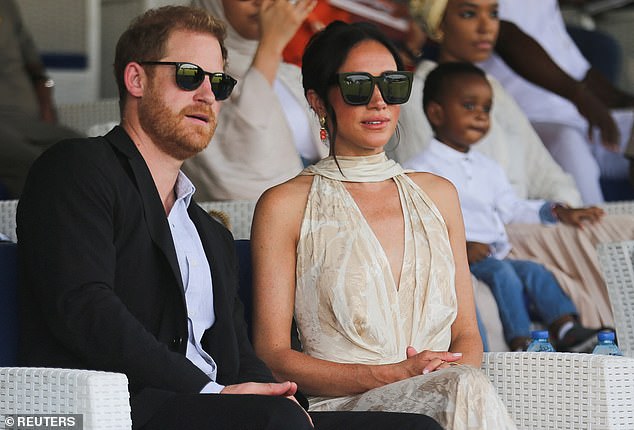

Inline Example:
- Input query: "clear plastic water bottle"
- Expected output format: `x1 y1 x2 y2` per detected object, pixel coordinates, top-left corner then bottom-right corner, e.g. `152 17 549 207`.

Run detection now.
592 331 623 356
526 330 555 352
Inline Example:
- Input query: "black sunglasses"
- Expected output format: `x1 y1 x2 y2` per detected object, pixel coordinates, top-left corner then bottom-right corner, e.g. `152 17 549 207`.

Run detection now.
139 61 237 100
335 71 413 105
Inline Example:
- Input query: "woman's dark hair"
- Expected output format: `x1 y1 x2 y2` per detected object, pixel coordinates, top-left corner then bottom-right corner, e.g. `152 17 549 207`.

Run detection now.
301 21 405 156
423 62 487 112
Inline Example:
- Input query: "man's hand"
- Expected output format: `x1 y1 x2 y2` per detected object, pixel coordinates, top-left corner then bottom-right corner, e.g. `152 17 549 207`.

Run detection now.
221 380 297 396
221 381 313 426
554 204 604 228
466 241 491 265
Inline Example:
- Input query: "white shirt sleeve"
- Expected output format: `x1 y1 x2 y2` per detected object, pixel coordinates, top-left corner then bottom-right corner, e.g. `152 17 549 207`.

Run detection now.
200 381 225 394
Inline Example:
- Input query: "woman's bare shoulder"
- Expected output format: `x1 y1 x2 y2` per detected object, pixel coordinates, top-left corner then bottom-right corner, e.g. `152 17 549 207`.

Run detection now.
405 171 460 218
255 174 314 223
406 171 457 196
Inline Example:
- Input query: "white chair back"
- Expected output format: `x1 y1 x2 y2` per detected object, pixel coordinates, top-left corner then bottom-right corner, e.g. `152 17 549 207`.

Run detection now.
597 240 634 357
198 200 257 240
0 200 18 243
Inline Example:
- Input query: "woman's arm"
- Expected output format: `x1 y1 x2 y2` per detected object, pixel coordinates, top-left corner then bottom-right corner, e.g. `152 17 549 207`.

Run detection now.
411 173 483 367
251 178 461 396
252 0 316 84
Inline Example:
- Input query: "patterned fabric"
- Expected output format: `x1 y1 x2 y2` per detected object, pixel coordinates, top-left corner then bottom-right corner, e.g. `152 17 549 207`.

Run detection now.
296 153 517 429
507 215 634 328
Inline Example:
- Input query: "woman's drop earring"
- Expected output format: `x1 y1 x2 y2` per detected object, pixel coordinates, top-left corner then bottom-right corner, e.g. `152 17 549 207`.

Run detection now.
319 116 328 145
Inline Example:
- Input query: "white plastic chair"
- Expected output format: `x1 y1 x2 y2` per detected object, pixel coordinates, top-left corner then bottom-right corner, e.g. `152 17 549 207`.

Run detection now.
198 200 257 240
597 240 634 357
0 368 131 430
57 98 120 136
0 200 18 243
482 352 634 429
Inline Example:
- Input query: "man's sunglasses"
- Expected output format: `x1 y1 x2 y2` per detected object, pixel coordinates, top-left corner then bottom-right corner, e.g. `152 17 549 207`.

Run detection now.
139 61 237 100
335 71 413 106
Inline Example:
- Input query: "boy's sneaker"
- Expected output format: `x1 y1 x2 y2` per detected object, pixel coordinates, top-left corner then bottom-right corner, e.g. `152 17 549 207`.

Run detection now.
557 325 600 353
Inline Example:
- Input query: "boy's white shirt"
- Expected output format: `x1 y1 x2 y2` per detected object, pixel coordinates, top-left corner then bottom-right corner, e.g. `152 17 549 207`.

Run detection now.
403 138 545 259
392 60 583 207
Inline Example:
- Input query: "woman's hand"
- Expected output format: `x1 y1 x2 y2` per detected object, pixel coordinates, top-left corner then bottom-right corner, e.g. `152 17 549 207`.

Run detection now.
253 0 317 83
401 346 463 376
259 0 317 55
571 85 620 151
554 204 605 228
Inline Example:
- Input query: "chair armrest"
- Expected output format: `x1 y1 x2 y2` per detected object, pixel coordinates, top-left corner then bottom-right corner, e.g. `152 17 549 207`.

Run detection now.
0 367 131 430
481 352 634 429
602 201 634 216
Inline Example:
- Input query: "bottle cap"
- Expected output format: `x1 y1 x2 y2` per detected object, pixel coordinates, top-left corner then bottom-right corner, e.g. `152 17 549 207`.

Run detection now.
531 330 549 340
597 330 616 342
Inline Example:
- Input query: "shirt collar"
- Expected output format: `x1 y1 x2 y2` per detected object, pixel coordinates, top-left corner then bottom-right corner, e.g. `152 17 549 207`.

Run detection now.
174 171 196 208
429 138 475 162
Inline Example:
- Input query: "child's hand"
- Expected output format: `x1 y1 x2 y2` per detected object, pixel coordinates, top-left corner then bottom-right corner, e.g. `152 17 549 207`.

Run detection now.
555 205 604 228
466 242 491 264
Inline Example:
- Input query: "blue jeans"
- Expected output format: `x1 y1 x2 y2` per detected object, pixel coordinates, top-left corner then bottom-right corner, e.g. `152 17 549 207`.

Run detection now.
469 257 577 343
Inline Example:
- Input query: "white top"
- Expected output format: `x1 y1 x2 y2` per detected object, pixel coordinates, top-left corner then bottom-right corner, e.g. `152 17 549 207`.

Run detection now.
404 139 545 259
478 0 590 129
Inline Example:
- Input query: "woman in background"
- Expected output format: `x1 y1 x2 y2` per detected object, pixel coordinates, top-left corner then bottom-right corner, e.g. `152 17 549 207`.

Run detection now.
185 0 328 200
401 0 634 329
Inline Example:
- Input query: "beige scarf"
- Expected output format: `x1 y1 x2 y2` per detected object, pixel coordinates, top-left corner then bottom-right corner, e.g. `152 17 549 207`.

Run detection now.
300 153 406 182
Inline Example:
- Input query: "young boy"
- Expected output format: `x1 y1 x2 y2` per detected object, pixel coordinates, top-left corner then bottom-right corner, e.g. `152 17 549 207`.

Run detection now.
404 62 601 352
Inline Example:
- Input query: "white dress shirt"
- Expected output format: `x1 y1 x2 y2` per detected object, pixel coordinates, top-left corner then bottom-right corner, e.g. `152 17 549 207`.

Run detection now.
404 139 546 259
167 172 223 393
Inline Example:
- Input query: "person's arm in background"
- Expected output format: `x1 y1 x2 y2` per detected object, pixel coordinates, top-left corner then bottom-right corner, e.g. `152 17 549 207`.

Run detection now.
253 0 316 83
25 62 57 123
495 20 632 149
10 0 57 122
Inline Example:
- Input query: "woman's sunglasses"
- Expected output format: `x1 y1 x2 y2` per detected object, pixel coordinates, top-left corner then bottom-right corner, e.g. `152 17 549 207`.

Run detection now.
335 71 413 106
139 61 237 100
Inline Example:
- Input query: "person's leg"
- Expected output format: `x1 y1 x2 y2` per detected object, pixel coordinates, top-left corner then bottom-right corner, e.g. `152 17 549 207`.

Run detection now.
507 260 576 325
469 257 532 346
509 259 598 352
533 121 604 205
140 393 313 430
312 410 443 430
474 305 490 352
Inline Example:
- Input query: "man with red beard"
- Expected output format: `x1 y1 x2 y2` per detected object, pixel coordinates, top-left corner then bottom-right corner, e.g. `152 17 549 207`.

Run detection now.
15 6 440 430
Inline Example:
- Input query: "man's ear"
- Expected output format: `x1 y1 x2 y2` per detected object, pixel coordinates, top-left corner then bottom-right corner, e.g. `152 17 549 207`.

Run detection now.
426 101 444 129
306 89 327 118
124 62 146 98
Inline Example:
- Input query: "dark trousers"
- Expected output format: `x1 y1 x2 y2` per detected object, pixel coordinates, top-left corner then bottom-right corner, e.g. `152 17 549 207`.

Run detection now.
140 393 442 430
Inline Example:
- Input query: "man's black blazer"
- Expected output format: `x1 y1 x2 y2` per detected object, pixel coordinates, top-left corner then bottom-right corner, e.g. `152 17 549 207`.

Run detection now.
17 126 274 427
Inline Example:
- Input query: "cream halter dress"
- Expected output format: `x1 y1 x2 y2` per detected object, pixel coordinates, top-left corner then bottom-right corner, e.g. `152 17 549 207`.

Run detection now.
294 153 517 429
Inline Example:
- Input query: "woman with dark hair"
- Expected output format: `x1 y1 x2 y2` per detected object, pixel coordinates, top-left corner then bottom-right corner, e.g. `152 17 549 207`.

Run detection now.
251 21 516 429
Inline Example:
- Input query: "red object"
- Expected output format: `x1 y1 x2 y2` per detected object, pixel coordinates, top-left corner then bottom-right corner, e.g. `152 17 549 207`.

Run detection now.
283 0 410 66
320 127 328 142
283 1 352 66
